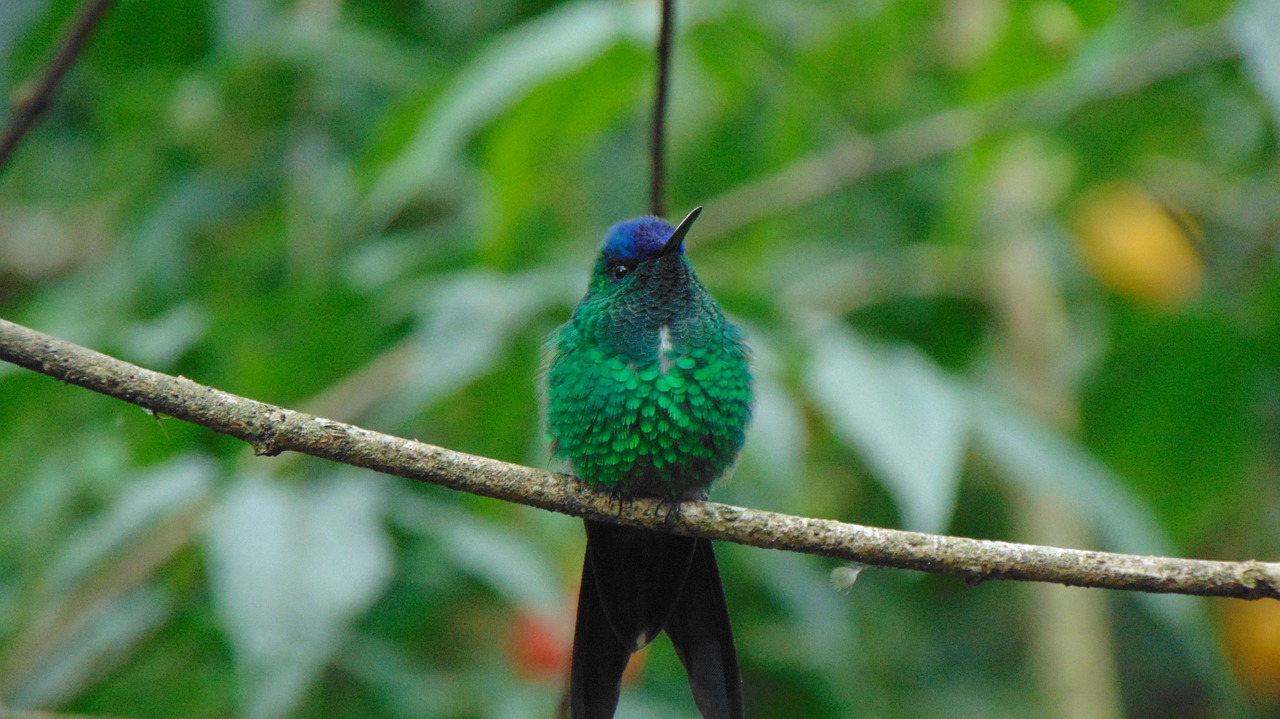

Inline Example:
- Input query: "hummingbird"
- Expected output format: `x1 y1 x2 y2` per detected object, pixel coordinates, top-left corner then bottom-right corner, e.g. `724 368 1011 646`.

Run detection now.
544 207 753 719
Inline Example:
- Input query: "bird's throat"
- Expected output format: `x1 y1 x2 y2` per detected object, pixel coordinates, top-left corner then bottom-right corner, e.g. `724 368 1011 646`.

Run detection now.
658 325 674 374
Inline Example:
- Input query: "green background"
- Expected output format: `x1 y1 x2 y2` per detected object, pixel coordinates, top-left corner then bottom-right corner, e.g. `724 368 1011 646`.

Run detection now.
2 0 1278 717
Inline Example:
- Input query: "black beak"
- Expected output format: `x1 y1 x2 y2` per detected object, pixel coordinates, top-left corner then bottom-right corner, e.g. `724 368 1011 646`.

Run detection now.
660 206 702 257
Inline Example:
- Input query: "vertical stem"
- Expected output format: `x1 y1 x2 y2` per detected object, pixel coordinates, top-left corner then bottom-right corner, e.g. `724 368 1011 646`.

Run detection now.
650 0 675 217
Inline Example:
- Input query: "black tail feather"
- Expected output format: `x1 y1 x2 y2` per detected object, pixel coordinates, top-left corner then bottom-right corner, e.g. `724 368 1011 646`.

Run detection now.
582 519 696 650
664 537 744 719
568 548 631 719
568 521 742 719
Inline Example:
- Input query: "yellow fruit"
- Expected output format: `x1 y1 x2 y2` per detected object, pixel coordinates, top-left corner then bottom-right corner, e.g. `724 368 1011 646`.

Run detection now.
1220 599 1280 703
1073 183 1203 307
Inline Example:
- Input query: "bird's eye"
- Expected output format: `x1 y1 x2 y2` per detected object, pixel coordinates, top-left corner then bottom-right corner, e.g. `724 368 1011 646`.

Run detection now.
609 262 634 280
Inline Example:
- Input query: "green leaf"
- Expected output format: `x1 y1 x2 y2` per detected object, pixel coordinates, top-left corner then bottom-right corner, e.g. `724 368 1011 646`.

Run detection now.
8 586 173 709
733 334 807 507
205 475 393 719
969 392 1244 709
376 268 559 424
806 325 969 534
44 456 212 596
1079 312 1258 542
388 491 561 616
755 552 855 672
0 0 51 87
121 302 209 368
1231 0 1280 133
969 392 1174 555
363 0 656 223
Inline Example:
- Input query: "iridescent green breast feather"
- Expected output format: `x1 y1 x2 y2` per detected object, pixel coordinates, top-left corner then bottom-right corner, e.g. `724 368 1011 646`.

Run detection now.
544 215 752 499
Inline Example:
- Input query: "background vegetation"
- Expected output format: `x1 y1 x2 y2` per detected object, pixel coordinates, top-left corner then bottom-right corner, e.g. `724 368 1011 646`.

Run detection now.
2 0 1278 717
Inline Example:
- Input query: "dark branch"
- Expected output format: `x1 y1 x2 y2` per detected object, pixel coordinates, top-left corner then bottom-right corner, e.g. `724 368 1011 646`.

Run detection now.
0 0 116 173
649 0 675 217
2 317 1277 601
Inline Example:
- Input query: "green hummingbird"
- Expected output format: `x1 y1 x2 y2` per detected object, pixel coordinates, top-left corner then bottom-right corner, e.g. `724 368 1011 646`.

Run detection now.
544 207 752 719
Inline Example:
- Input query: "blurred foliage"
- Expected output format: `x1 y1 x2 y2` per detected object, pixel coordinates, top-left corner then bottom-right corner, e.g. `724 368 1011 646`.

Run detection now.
2 0 1279 717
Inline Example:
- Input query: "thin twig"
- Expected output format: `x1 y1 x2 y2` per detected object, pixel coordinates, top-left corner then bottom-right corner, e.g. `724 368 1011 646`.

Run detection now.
650 0 675 217
0 0 116 173
1 318 1277 600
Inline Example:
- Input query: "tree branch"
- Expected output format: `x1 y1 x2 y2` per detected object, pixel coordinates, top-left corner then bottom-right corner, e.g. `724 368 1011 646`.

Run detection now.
2 318 1277 600
0 0 116 173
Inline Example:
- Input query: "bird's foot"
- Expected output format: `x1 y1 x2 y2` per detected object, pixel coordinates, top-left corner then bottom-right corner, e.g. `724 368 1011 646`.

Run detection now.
608 488 633 521
654 496 683 527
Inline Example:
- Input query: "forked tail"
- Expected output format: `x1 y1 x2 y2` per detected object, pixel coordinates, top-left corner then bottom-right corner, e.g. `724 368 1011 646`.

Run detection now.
568 520 743 719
